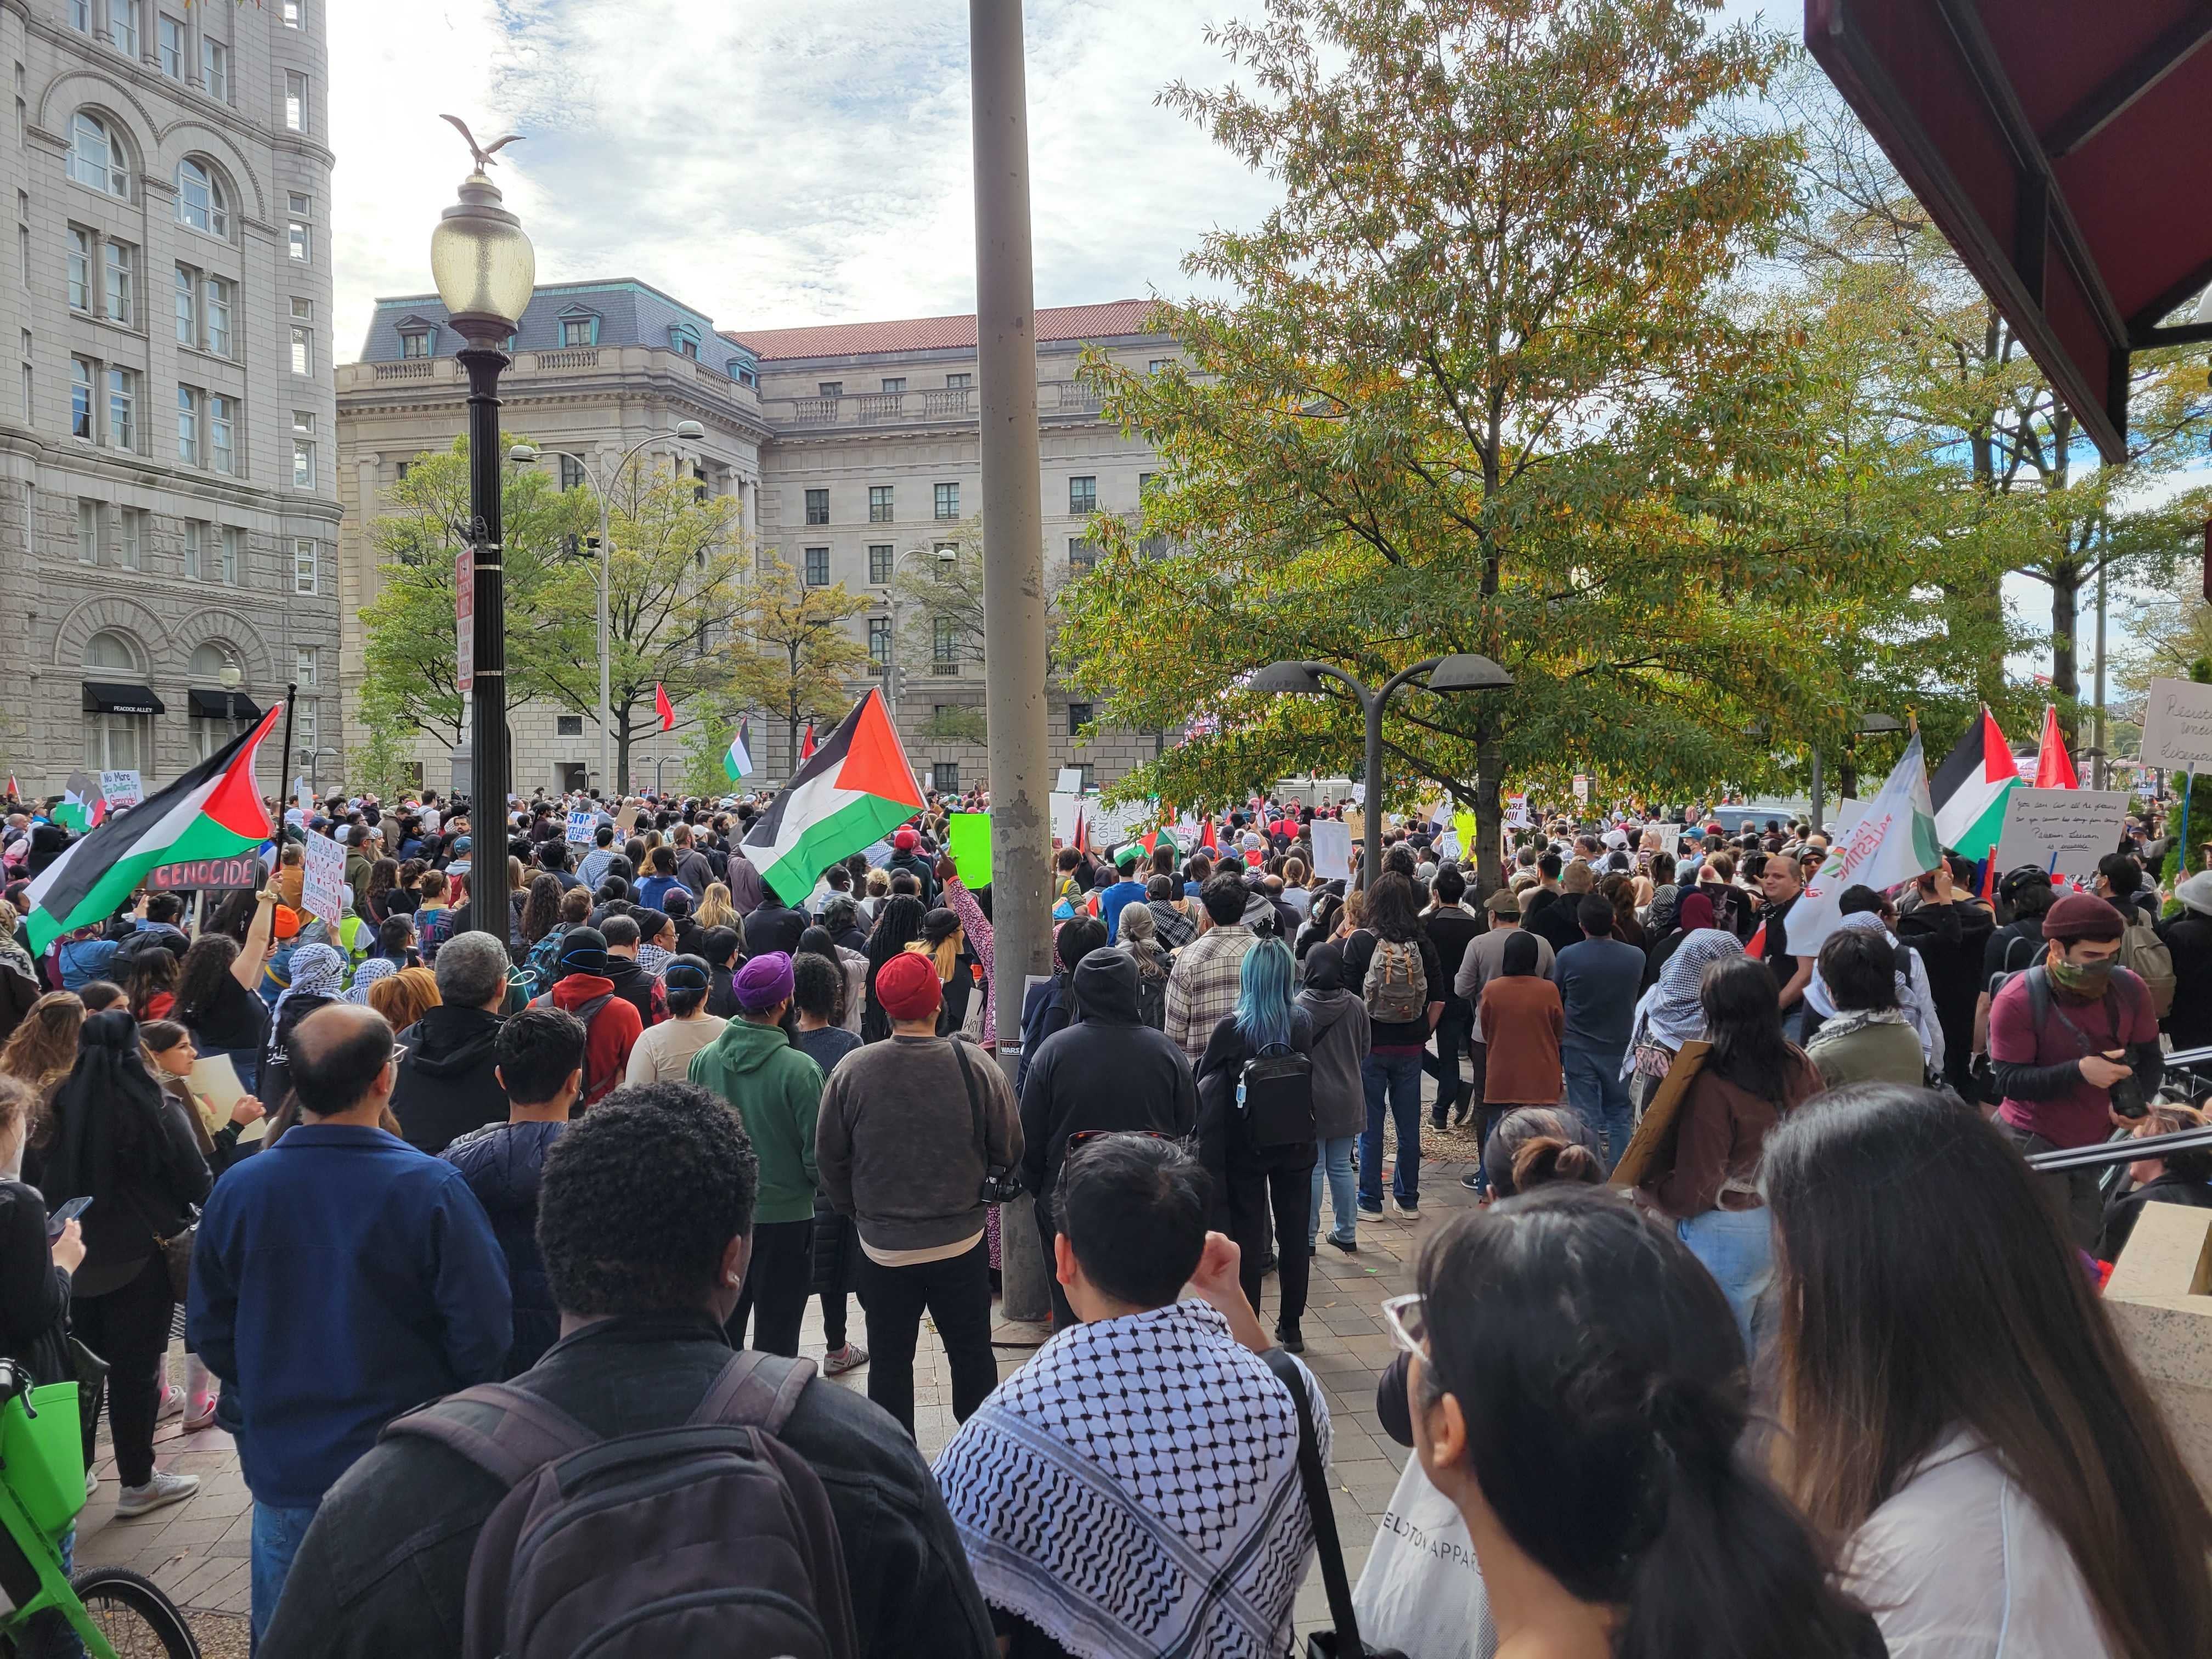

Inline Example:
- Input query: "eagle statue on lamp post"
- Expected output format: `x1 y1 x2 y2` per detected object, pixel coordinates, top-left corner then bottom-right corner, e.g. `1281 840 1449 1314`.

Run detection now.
439 114 524 172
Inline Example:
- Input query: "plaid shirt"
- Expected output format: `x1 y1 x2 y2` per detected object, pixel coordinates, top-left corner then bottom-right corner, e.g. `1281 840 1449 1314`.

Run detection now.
1164 923 1255 1063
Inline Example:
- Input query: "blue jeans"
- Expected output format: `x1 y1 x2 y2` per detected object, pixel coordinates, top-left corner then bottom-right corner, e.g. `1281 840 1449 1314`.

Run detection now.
1562 1041 1633 1173
251 1499 321 1645
1359 1051 1425 1207
1678 1206 1775 1357
1309 1135 1358 1245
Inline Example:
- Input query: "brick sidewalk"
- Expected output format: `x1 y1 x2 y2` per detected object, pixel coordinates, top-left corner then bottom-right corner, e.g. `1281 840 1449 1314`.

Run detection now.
75 1147 1473 1650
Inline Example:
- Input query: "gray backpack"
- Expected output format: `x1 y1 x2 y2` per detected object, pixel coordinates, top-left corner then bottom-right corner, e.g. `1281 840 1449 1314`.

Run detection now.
1362 936 1427 1024
383 1351 857 1659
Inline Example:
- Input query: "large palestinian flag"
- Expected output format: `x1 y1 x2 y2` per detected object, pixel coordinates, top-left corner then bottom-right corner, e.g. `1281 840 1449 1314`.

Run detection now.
24 705 280 952
744 689 923 904
1931 705 2018 860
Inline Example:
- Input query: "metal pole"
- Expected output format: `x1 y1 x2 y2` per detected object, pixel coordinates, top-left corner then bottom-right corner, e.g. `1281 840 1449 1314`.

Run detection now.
2093 557 2109 791
972 0 1052 1325
1361 685 1384 890
277 680 298 813
1809 744 1824 835
458 343 511 945
600 484 612 794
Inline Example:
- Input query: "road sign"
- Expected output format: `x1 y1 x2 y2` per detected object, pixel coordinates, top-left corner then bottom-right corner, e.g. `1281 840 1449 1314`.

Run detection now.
455 546 475 693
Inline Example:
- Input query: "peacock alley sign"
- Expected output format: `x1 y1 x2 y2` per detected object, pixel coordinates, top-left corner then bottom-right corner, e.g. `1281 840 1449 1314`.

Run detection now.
2140 678 2212 773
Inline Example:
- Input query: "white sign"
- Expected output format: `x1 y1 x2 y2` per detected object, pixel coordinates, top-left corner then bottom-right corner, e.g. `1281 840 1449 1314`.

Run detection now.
294 777 313 814
1994 787 2132 890
1506 793 1530 828
565 809 596 845
1309 818 1354 879
455 546 475 693
301 830 347 928
1348 782 1367 807
1573 774 1590 804
1084 795 1156 848
1049 792 1082 845
2139 676 2212 772
98 770 142 810
1054 768 1086 794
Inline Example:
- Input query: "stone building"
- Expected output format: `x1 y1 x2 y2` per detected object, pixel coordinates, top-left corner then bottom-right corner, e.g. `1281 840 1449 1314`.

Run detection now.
338 286 1176 797
0 0 337 798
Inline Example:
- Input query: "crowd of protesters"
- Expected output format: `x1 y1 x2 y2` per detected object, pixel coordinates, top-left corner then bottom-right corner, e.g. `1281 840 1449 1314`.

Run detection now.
0 773 2208 1658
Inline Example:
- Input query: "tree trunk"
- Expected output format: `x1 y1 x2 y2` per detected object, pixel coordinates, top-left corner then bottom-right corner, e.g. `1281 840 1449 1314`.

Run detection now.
616 721 633 797
2051 560 2080 725
1474 717 1504 899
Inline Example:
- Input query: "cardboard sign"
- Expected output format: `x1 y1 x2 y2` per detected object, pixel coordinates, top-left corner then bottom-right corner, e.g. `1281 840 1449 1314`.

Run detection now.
149 854 261 892
1309 818 1353 879
1994 787 2132 889
100 770 143 810
1611 1041 1711 1192
301 830 347 927
614 802 640 833
565 809 596 845
2140 676 2212 773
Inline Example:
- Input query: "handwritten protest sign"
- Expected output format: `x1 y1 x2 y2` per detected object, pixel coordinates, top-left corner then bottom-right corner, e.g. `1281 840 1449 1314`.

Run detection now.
99 770 142 810
1309 819 1353 880
1994 788 2131 890
301 831 347 927
565 809 596 845
2140 678 2212 773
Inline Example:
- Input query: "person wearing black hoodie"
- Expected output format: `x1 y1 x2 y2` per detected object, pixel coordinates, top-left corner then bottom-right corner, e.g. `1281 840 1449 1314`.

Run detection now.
1017 950 1198 1329
388 933 509 1154
597 915 667 1028
1296 942 1370 1255
700 924 744 1019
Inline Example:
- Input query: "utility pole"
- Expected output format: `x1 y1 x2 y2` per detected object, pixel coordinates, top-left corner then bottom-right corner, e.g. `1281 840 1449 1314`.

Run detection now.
970 0 1051 1325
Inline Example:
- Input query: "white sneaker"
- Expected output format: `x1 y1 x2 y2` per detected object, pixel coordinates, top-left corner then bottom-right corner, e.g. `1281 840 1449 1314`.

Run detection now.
114 1469 198 1519
155 1383 185 1422
822 1342 870 1377
83 1466 98 1500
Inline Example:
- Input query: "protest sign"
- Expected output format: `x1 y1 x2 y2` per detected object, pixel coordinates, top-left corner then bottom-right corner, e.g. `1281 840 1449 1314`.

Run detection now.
1055 768 1086 794
1049 792 1082 844
1573 774 1590 804
565 809 596 845
1084 795 1156 848
149 855 261 893
947 811 992 887
1453 810 1478 857
99 770 143 810
301 830 347 927
2140 677 2212 773
1309 818 1354 880
1994 787 2132 889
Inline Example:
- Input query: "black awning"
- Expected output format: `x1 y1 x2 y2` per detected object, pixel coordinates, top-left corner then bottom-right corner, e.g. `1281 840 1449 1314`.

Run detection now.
187 687 264 720
81 681 165 716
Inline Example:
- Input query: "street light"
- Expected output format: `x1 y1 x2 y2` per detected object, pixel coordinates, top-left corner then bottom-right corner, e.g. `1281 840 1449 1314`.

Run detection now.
1256 653 1514 888
431 132 535 944
883 544 959 729
509 420 707 793
216 656 241 739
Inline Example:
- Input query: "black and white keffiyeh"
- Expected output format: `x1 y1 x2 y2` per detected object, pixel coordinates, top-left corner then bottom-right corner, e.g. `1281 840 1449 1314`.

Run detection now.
933 1299 1328 1659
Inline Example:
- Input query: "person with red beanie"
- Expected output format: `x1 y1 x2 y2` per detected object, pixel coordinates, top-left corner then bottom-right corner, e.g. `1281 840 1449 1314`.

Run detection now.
887 823 939 905
815 949 1019 1436
1989 890 2164 1247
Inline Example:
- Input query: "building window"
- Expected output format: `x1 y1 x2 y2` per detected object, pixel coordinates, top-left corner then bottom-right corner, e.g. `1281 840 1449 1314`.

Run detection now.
180 519 201 579
804 488 828 525
1068 702 1092 736
293 538 317 594
735 365 757 388
296 700 316 751
108 0 137 59
157 13 182 76
1072 763 1095 792
1149 359 1171 374
868 616 890 666
70 357 92 437
547 713 583 739
76 499 98 563
284 70 307 132
19 360 28 422
290 295 312 322
868 485 893 523
200 37 228 102
817 381 842 398
173 264 195 343
70 0 90 31
84 631 147 771
1138 471 1155 495
803 546 829 586
287 219 309 263
933 617 960 675
218 524 240 583
558 454 584 492
106 365 134 449
175 159 229 239
1068 536 1096 570
101 238 131 324
287 191 311 218
292 411 315 488
868 544 894 584
175 383 198 463
290 324 312 376
879 377 905 394
288 647 314 692
394 460 410 482
16 196 27 287
944 373 970 390
119 506 143 569
1068 476 1096 515
399 330 429 359
204 276 232 356
68 112 127 196
281 0 301 24
561 317 594 346
934 482 959 520
208 393 234 474
65 228 89 311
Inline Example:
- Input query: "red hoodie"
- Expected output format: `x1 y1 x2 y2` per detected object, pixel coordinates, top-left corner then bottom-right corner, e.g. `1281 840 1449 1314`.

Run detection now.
548 973 644 1104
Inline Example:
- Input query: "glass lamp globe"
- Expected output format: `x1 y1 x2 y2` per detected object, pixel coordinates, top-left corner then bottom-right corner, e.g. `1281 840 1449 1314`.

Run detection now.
430 170 535 340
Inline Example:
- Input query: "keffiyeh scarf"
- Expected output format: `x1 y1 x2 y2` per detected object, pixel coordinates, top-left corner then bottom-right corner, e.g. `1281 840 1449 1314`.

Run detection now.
1624 928 1743 1074
933 1300 1324 1659
1805 911 1945 1073
346 955 397 1004
274 943 345 1025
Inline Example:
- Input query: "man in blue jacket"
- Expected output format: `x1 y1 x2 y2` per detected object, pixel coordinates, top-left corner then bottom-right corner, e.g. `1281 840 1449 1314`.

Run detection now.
189 1001 511 1645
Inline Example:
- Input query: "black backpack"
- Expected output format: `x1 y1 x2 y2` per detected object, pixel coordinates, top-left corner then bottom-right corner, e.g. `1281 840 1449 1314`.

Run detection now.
1237 1041 1315 1149
382 1351 858 1659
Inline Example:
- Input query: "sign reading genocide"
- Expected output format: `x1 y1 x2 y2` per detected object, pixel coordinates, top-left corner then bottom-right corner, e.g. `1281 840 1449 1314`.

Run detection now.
148 855 262 892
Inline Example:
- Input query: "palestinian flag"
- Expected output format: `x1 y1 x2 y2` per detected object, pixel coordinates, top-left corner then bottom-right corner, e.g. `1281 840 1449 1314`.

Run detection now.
1931 706 2018 860
25 706 280 952
53 772 105 833
724 716 754 782
742 690 922 905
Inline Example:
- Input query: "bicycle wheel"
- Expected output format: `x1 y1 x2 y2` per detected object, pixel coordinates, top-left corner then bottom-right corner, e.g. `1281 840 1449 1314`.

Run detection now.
67 1567 199 1659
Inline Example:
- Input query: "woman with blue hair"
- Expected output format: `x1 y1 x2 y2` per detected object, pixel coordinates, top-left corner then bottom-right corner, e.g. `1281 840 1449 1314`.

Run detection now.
1195 935 1318 1350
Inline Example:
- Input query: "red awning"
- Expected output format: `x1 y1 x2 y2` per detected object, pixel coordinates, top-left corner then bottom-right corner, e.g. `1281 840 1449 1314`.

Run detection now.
1807 0 2212 462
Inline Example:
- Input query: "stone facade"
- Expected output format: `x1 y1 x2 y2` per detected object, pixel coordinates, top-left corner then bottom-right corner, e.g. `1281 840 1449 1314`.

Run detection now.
0 0 338 799
338 289 1176 798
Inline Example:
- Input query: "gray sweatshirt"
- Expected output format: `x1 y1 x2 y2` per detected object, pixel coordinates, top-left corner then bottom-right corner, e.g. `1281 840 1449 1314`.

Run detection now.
1296 988 1371 1141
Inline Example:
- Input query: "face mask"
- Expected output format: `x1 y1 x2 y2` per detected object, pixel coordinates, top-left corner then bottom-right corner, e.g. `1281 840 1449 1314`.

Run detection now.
2049 956 2115 995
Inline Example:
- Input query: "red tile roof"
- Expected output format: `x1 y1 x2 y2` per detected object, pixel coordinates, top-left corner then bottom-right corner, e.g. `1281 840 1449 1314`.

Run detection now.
724 298 1157 360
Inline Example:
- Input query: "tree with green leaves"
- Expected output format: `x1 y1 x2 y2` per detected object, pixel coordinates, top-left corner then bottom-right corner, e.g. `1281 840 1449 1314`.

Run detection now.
889 519 1067 676
724 558 873 774
357 437 595 754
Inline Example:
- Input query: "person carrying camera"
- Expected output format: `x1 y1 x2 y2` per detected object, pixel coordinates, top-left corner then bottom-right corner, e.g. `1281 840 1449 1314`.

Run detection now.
1988 892 2164 1249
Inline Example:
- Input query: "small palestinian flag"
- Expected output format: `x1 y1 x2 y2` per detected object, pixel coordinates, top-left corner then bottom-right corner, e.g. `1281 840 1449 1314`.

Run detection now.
742 690 922 905
1931 706 2018 860
656 682 676 732
723 716 754 782
25 706 280 952
53 771 105 833
800 721 816 761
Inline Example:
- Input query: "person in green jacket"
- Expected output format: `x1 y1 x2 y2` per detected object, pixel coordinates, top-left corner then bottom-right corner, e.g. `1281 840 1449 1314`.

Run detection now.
687 950 821 1357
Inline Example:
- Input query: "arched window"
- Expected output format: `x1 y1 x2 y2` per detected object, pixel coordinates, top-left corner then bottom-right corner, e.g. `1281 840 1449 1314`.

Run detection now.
175 157 229 238
187 642 230 680
85 629 142 674
68 111 128 196
189 642 250 758
83 629 151 772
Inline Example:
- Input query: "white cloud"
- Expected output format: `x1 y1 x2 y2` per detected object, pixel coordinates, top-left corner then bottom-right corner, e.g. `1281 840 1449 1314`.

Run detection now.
328 0 1282 360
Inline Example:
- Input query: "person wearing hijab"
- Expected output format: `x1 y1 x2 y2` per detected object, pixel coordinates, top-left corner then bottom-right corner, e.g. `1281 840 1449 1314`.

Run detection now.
41 1008 211 1516
1803 902 1945 1074
345 955 398 1006
262 942 346 1110
1627 920 1745 1111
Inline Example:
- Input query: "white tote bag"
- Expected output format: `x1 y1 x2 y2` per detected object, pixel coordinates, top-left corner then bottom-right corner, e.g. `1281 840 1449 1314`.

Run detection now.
1352 1458 1499 1659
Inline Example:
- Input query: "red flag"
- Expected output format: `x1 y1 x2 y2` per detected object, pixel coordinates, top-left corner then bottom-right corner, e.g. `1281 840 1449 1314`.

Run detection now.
1073 806 1091 855
654 683 675 731
1745 920 1767 960
1200 817 1218 851
2033 704 2078 788
800 721 816 761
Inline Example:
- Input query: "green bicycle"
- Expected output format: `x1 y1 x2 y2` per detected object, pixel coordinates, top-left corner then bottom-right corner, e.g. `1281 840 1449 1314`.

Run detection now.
0 1358 196 1658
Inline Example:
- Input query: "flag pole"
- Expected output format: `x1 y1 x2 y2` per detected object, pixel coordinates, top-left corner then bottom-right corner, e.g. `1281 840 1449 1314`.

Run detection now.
277 681 297 810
